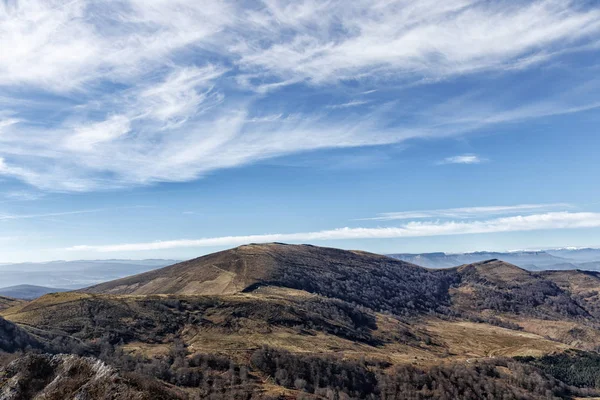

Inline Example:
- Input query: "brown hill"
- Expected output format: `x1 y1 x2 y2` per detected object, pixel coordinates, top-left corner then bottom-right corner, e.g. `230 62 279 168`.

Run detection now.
84 243 417 295
456 259 537 285
84 243 457 316
452 259 589 319
541 269 600 296
83 245 600 324
448 260 600 348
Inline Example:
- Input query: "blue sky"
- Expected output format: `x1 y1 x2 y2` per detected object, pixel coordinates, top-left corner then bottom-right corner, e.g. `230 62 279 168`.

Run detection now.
1 0 600 262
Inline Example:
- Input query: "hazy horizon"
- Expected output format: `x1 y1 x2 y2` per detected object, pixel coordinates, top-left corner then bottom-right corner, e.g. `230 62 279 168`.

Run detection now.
2 244 600 265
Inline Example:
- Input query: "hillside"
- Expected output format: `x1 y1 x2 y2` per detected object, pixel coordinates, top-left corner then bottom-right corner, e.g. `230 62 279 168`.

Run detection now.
0 316 41 353
4 244 600 398
0 353 184 399
85 243 457 316
0 296 22 311
451 259 588 318
0 289 582 399
0 284 68 300
84 246 600 324
84 243 423 296
82 245 600 335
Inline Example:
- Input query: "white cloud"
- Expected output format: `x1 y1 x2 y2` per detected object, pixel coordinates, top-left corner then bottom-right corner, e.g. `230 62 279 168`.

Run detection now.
0 97 420 191
3 0 599 90
326 100 371 109
0 82 597 191
67 211 600 252
235 0 600 85
0 0 233 91
0 118 20 131
362 203 574 221
137 66 226 125
0 206 149 221
0 1 599 191
0 209 104 221
65 115 131 152
1 190 44 201
438 154 485 165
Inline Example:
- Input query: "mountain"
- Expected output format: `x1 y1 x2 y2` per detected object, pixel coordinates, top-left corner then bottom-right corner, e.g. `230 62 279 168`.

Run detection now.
0 284 68 300
4 243 600 399
76 245 600 343
0 259 179 289
546 248 600 262
389 249 600 271
452 260 590 320
84 243 457 316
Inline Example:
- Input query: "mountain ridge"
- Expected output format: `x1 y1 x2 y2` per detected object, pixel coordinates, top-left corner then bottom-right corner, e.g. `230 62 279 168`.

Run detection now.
83 243 459 317
5 243 600 398
390 248 600 271
81 243 600 326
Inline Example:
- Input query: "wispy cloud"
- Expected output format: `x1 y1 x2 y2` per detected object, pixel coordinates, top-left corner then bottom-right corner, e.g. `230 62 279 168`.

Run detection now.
235 0 600 85
326 100 370 109
1 1 599 191
438 154 485 165
0 0 234 91
361 203 574 221
3 1 600 90
1 190 44 202
0 209 104 221
67 211 600 252
0 206 149 221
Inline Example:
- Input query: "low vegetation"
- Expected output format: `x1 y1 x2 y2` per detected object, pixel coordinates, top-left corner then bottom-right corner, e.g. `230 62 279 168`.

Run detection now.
4 244 600 399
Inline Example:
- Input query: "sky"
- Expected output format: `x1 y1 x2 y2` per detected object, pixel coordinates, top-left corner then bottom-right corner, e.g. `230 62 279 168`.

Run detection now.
1 0 600 262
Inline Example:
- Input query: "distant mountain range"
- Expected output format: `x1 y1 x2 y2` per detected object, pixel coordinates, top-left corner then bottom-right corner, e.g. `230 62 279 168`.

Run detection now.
0 259 180 289
0 285 68 300
388 248 600 270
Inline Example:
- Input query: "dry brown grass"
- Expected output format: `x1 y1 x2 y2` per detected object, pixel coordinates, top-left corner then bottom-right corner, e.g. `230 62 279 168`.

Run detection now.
0 296 23 312
0 292 94 319
0 288 580 370
423 319 569 359
458 260 535 285
121 342 172 358
511 317 600 350
542 270 600 294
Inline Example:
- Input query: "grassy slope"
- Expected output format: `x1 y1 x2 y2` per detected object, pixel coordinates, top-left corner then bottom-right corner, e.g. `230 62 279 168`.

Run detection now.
0 296 23 312
1 288 571 367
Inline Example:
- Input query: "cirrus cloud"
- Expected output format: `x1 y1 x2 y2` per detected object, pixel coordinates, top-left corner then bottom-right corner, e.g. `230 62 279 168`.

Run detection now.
361 203 574 221
1 0 600 191
66 211 600 252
